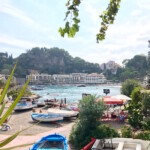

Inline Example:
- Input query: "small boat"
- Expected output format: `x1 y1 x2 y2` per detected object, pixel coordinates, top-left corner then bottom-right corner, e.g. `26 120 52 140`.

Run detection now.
31 86 44 90
48 108 79 118
77 84 86 87
14 101 36 111
31 113 63 122
45 99 60 107
37 101 45 107
30 133 68 150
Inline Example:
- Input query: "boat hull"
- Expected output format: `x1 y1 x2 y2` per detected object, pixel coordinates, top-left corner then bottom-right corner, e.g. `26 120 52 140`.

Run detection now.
14 105 36 111
31 113 63 123
30 133 68 150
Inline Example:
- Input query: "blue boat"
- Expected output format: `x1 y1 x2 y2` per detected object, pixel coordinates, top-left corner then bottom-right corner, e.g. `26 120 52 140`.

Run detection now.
30 133 68 150
14 101 36 111
31 113 63 123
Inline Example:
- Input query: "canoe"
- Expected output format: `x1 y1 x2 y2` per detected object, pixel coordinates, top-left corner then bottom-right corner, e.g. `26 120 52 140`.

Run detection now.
31 113 63 122
48 108 79 118
14 102 36 111
30 133 68 150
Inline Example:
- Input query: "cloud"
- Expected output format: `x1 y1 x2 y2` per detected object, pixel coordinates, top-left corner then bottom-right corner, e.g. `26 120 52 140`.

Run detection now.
0 34 51 49
131 10 142 17
0 0 35 25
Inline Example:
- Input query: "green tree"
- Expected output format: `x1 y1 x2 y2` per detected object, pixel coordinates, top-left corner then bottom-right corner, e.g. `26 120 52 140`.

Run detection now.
141 92 150 117
121 79 141 97
69 95 106 148
126 55 147 78
126 87 143 129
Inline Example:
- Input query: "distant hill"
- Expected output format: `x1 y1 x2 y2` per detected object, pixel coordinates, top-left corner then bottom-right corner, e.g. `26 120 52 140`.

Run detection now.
10 47 101 77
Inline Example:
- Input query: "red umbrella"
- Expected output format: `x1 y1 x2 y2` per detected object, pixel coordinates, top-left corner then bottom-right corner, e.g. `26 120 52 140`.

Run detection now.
104 97 123 105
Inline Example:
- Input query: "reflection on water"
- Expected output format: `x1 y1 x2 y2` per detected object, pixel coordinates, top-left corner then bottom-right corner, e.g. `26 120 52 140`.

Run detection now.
31 85 121 103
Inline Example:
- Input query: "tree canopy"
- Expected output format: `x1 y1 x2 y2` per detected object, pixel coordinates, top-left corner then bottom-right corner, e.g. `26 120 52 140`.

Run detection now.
121 79 141 97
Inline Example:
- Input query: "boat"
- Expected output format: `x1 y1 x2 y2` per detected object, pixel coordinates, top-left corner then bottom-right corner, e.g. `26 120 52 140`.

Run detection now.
31 113 63 122
14 101 36 111
77 84 86 87
37 101 45 107
45 99 60 107
31 86 44 90
48 108 79 118
30 133 68 150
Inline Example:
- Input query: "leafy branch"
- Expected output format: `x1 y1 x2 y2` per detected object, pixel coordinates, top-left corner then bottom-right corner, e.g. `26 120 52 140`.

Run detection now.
59 0 121 42
59 0 81 38
97 0 121 42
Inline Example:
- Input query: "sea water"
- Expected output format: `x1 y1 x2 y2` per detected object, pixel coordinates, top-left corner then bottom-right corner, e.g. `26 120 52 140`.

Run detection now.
31 85 121 103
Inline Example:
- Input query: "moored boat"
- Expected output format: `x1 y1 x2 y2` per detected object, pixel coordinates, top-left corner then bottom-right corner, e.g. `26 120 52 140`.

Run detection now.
14 101 36 111
30 133 68 150
31 113 63 122
48 108 79 118
31 86 44 90
77 84 86 87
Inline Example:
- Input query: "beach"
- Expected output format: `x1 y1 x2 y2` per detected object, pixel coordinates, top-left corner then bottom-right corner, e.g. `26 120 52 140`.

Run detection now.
0 105 76 150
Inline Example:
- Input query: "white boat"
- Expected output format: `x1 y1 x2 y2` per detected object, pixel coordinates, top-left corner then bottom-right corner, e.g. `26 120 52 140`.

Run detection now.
48 108 79 118
14 102 36 111
31 113 63 122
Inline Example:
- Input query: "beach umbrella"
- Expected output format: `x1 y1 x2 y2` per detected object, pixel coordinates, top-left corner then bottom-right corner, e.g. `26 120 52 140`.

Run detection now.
112 94 131 101
104 97 123 105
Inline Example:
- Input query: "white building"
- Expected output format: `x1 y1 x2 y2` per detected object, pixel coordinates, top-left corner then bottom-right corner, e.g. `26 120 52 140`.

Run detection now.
53 74 72 84
71 73 87 84
26 73 52 83
26 73 107 84
84 73 107 84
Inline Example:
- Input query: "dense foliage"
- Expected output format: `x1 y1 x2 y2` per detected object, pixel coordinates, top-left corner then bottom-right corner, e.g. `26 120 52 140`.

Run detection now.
121 126 132 138
69 95 119 149
121 79 141 97
103 55 149 82
0 48 101 77
7 88 32 100
0 52 13 75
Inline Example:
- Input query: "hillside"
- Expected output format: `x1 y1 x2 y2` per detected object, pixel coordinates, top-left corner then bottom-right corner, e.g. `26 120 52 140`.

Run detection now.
12 47 101 77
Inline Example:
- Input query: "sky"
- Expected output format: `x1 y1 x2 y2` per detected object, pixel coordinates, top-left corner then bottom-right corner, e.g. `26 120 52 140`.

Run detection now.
0 0 150 65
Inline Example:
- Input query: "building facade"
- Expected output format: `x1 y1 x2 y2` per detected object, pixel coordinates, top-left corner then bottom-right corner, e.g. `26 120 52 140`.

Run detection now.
26 73 107 84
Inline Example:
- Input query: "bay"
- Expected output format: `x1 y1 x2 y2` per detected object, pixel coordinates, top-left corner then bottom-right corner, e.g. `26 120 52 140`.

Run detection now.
31 85 121 103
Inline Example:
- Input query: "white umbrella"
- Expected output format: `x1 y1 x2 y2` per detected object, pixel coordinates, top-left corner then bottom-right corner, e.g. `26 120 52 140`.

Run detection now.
112 94 131 101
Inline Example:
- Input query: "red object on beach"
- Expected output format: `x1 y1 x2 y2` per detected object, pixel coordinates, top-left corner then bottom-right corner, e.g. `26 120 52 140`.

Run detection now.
104 97 123 105
81 138 96 150
104 95 111 98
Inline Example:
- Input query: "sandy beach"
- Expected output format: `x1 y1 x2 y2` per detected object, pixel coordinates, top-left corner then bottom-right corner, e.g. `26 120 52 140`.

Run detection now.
0 104 76 149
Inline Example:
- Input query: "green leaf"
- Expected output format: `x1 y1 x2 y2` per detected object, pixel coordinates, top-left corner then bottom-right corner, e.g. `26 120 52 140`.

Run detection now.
73 10 78 17
0 64 16 105
0 142 35 150
0 98 6 117
0 76 31 126
0 131 20 148
0 121 39 148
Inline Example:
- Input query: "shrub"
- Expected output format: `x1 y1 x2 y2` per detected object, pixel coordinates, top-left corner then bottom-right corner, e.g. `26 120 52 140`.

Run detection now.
133 131 150 140
121 126 132 138
142 118 150 130
121 79 141 97
92 124 120 139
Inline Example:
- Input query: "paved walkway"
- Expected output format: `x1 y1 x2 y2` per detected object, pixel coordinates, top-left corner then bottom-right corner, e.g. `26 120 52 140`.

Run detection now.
0 122 75 150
